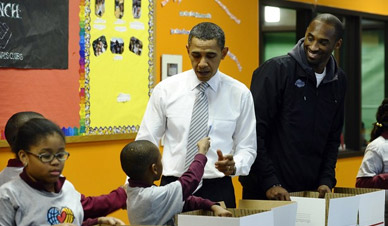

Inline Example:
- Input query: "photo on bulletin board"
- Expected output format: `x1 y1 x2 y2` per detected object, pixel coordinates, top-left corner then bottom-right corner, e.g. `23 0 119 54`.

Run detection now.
80 0 155 135
161 54 182 80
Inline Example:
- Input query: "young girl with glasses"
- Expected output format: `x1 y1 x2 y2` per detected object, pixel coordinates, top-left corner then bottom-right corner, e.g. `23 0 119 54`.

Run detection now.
0 118 124 226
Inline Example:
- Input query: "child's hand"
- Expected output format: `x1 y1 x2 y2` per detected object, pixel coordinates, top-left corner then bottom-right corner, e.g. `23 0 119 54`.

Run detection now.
97 216 125 225
211 204 232 217
197 137 211 155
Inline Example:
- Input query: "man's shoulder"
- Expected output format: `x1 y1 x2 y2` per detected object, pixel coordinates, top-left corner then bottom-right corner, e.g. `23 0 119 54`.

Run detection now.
160 70 190 83
153 70 191 92
252 55 297 81
262 54 295 68
337 66 346 78
218 71 250 91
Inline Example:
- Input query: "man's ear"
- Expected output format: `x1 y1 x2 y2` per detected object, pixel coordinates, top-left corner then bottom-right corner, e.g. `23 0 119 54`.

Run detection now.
335 38 342 50
221 47 229 59
18 150 28 166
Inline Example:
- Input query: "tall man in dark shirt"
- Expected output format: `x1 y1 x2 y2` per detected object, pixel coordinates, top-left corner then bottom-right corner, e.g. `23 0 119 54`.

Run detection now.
240 13 346 200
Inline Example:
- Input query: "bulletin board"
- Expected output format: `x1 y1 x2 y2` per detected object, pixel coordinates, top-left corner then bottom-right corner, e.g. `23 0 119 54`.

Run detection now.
0 0 154 141
80 0 155 135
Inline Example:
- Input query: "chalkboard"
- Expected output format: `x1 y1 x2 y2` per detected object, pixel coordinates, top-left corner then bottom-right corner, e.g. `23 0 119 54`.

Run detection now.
0 0 155 140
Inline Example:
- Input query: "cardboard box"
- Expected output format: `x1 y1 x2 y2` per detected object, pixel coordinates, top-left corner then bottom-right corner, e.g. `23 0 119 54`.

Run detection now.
178 208 274 226
238 199 297 226
290 191 360 226
333 187 385 226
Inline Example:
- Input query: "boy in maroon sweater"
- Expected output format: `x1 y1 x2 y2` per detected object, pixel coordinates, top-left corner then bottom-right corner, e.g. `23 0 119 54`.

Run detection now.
121 138 231 225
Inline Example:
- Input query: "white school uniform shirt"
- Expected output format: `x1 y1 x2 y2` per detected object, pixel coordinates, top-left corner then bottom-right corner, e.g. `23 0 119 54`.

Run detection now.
0 166 23 187
136 69 257 178
357 136 388 177
0 177 83 226
126 181 184 226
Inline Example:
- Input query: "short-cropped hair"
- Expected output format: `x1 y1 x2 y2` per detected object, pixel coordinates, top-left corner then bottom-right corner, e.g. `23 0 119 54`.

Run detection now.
120 140 160 179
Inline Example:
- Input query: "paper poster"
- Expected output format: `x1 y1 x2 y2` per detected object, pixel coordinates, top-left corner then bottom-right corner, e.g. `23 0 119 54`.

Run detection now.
81 0 154 134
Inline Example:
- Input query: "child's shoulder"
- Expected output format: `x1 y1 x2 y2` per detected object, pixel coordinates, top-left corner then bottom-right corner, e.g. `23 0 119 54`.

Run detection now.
0 177 27 201
128 181 182 201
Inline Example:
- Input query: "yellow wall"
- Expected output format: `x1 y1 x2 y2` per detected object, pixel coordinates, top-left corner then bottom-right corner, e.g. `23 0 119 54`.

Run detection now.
0 0 385 224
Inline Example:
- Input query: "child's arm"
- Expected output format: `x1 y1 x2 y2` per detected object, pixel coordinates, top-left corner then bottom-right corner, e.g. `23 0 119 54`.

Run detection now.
81 186 127 220
356 174 388 188
182 195 232 217
178 137 210 200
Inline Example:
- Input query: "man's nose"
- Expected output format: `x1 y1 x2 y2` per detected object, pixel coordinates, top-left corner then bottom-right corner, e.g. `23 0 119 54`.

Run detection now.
310 41 319 51
198 57 207 67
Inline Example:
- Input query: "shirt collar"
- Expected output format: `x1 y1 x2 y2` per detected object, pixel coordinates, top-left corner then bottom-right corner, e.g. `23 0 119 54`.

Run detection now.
382 131 388 139
7 158 24 167
189 69 220 92
20 167 66 193
128 178 153 188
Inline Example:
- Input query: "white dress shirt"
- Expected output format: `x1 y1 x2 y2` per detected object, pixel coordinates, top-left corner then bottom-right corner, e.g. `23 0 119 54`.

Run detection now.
136 69 257 179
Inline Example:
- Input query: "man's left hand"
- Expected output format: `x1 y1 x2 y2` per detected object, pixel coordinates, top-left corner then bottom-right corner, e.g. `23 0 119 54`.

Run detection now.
317 185 331 198
215 150 235 176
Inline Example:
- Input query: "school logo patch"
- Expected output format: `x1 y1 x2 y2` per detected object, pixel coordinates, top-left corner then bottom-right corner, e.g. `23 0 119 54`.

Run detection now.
295 79 305 88
47 207 75 225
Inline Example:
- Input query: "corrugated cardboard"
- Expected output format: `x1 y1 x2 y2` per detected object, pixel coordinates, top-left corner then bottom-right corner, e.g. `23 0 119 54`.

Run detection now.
334 187 385 226
290 191 360 226
178 208 274 226
238 199 297 226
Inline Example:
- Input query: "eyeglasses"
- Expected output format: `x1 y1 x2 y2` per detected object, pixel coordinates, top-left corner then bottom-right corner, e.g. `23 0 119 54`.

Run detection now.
25 151 70 163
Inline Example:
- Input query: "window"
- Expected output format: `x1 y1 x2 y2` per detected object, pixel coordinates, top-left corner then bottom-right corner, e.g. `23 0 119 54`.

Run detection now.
361 19 385 143
261 6 296 64
262 7 296 62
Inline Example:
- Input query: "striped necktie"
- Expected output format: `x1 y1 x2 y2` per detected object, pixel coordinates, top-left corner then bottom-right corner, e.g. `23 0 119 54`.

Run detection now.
185 82 209 170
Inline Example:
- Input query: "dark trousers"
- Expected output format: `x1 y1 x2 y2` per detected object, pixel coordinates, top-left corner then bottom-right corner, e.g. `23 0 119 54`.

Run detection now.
161 175 236 208
242 187 267 200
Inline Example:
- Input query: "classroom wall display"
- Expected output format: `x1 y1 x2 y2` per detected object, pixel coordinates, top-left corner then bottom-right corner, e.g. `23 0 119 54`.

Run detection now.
161 54 182 80
0 0 69 69
79 0 154 135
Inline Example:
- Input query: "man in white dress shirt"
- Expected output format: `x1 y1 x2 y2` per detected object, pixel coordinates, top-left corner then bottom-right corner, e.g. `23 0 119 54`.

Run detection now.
136 22 257 207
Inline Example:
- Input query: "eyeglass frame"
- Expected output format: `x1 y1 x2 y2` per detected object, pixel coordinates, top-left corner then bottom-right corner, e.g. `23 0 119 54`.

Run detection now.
25 151 70 163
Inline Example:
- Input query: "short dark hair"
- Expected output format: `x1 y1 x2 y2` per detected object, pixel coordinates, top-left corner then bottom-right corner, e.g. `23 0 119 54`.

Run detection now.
13 118 65 155
311 13 344 41
120 140 160 179
5 111 44 151
188 22 225 50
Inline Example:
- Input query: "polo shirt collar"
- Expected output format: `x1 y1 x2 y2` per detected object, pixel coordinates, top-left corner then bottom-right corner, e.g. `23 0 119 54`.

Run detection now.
20 167 66 193
7 158 24 167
